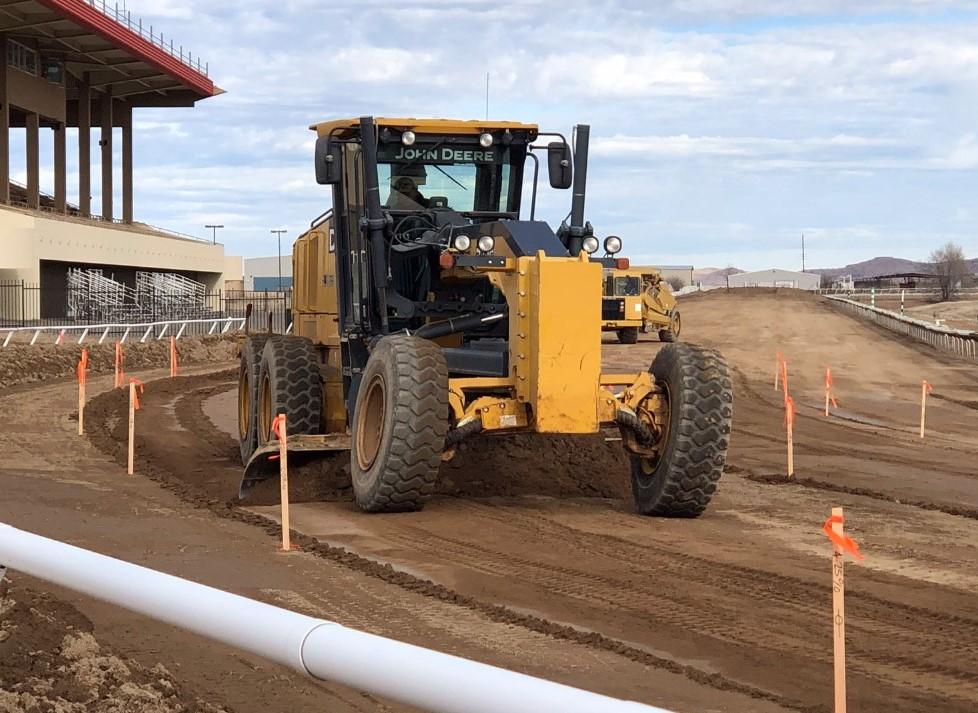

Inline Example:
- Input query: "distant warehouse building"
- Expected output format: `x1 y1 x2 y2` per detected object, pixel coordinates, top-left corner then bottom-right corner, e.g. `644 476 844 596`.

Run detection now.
727 269 821 290
244 255 292 291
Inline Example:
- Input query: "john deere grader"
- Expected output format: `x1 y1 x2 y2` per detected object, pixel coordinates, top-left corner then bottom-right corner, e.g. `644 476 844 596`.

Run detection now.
237 117 732 516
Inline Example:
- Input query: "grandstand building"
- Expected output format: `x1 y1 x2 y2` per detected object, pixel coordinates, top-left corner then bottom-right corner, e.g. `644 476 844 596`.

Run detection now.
0 0 240 321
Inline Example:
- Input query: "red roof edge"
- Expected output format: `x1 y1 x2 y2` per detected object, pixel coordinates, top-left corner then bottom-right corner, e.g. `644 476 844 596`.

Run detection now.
35 0 215 98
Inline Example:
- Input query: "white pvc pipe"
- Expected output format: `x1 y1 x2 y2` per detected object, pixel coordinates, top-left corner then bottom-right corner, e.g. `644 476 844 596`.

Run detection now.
0 523 663 713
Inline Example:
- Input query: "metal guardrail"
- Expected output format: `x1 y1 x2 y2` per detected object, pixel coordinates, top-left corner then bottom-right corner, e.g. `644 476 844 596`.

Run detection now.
1 317 245 348
0 523 662 713
817 287 978 296
86 0 209 76
825 296 978 360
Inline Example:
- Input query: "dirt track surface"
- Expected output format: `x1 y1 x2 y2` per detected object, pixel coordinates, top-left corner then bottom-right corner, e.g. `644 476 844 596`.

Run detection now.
3 289 978 712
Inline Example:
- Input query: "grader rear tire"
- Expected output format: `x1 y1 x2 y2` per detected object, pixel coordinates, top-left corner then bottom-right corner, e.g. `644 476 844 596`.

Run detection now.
659 311 681 343
630 343 732 517
617 327 639 344
256 336 323 447
351 335 448 513
237 335 269 464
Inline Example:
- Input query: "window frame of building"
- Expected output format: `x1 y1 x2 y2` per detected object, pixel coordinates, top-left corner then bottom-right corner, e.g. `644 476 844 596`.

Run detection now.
7 39 38 76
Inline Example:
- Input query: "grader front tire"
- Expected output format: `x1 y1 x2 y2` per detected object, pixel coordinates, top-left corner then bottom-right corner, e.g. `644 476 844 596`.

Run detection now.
351 336 449 513
630 343 732 517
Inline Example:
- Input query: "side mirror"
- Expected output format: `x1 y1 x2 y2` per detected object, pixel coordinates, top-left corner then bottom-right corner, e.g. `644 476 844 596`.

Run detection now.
547 141 573 189
314 136 342 185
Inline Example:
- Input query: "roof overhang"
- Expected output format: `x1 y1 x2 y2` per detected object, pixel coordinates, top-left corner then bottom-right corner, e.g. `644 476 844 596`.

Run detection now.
0 0 220 106
311 117 539 140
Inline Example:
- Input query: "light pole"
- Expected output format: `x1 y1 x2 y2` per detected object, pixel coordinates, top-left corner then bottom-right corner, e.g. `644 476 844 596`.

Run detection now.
204 224 224 244
271 229 288 292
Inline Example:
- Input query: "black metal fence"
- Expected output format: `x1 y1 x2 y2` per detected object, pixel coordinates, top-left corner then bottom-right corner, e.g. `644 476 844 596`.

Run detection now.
0 281 292 335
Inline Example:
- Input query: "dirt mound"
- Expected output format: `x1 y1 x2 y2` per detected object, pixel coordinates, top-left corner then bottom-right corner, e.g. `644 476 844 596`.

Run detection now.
441 433 630 499
84 371 633 508
0 578 226 712
681 287 820 302
0 336 242 390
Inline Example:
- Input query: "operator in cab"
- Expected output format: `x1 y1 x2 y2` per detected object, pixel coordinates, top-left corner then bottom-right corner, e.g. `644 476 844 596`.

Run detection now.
387 175 430 210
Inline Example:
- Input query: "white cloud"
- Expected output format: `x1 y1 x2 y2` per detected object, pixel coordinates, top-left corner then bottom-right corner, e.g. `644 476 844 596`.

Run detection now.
94 1 978 265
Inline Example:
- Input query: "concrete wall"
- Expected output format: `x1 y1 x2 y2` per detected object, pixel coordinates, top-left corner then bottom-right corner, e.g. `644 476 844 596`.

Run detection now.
9 68 66 122
0 206 228 282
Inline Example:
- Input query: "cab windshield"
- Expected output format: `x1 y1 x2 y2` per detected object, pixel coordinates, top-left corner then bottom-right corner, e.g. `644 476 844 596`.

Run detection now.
607 275 642 297
378 142 516 214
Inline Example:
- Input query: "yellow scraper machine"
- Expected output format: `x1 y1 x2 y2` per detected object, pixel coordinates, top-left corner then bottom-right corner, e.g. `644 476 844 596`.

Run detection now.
237 117 732 516
602 267 682 344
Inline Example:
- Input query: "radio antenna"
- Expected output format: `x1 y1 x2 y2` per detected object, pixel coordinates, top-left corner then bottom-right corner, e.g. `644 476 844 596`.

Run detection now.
485 72 490 120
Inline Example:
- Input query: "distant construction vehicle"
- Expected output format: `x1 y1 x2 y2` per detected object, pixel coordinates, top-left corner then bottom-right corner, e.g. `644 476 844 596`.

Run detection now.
237 117 731 517
602 267 681 344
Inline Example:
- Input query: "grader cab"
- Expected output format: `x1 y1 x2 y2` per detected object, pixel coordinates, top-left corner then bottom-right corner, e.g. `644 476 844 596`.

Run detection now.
237 116 732 516
602 268 682 344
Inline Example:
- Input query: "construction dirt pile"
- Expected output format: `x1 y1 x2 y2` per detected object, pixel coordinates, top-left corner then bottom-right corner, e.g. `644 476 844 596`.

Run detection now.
82 371 632 508
0 578 227 713
0 336 241 390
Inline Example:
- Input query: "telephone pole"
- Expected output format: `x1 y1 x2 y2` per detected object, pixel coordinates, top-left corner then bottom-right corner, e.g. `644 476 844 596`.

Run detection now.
802 233 806 272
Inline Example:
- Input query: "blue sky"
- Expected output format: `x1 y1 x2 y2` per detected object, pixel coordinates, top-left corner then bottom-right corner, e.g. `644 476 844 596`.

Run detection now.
31 1 978 270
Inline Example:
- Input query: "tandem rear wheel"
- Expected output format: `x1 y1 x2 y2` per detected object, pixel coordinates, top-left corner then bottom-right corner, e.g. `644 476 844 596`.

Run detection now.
628 343 732 517
238 334 323 466
351 335 449 513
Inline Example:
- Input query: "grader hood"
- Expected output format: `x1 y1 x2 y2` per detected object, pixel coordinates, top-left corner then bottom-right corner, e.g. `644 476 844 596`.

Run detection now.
511 253 603 433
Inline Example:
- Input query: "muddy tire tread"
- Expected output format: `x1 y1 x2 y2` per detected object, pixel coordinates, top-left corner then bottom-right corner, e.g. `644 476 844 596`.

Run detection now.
238 334 270 464
353 335 448 513
259 336 322 443
631 343 732 517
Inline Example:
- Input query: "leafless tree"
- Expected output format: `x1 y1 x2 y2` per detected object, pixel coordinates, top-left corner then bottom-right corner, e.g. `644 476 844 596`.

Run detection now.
665 276 686 291
929 242 968 301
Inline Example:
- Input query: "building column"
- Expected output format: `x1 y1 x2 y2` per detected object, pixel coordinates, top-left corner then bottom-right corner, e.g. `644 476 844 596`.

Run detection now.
78 77 91 217
0 35 9 205
100 87 113 220
26 112 39 210
120 101 132 223
54 121 66 213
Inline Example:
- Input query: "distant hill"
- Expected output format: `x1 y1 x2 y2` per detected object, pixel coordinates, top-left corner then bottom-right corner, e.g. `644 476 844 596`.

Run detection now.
813 256 978 280
689 256 978 287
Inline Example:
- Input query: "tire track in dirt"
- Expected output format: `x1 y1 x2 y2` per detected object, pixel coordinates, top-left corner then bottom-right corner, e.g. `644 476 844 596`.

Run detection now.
745 473 978 521
146 374 978 709
84 371 808 713
430 502 978 700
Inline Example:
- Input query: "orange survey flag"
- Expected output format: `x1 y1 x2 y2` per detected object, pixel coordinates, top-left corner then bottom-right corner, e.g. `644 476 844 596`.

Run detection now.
822 514 865 560
128 377 145 410
76 349 89 384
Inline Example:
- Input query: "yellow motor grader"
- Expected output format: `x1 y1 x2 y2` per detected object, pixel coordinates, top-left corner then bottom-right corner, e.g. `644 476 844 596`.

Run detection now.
237 117 732 516
602 267 681 344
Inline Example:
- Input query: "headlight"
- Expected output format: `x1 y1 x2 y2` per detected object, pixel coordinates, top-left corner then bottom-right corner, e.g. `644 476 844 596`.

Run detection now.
477 235 495 253
604 236 622 255
453 235 471 251
582 236 600 254
479 132 494 148
401 130 416 146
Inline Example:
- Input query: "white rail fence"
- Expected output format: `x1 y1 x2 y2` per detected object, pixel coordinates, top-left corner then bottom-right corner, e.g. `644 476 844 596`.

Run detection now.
826 296 978 360
0 523 662 713
1 317 245 348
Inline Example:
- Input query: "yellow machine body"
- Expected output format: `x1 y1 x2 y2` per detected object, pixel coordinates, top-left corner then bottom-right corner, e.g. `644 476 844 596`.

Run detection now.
602 267 678 332
292 219 638 438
